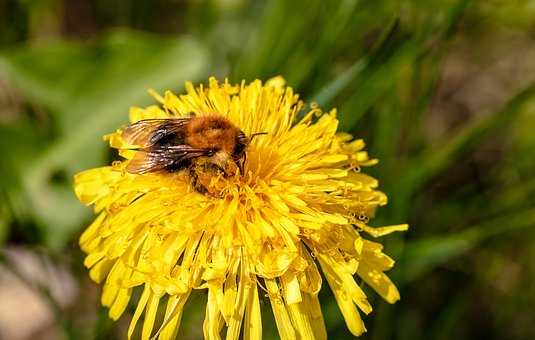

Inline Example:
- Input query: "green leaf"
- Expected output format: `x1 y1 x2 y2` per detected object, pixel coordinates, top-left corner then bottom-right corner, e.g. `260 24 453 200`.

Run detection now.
0 29 210 249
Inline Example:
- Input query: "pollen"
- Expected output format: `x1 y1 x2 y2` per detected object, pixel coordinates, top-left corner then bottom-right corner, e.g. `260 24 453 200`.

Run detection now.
74 77 408 340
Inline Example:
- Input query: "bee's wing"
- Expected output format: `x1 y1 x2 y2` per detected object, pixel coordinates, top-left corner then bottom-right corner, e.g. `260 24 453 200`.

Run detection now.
126 145 211 174
122 118 190 148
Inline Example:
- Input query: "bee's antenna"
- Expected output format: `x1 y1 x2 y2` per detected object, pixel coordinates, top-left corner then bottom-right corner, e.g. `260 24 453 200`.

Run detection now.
249 132 268 141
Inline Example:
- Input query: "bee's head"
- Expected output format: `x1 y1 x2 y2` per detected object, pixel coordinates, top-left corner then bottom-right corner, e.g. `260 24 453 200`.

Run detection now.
232 130 267 175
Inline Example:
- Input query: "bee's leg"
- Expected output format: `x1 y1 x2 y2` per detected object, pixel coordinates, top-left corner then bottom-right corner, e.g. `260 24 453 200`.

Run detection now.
237 153 246 175
189 168 209 195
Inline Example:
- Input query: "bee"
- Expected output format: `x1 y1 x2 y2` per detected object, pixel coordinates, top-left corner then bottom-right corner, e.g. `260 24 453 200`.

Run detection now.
122 115 265 194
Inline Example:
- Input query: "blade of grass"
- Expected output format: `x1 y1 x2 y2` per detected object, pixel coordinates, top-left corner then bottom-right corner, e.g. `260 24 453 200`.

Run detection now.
405 83 535 197
310 16 399 109
397 206 535 283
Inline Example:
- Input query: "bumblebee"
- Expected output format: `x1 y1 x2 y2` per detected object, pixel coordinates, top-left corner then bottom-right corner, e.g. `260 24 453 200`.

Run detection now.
122 115 265 193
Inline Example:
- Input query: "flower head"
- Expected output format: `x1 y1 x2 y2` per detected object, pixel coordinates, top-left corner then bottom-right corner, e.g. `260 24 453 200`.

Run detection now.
74 77 408 340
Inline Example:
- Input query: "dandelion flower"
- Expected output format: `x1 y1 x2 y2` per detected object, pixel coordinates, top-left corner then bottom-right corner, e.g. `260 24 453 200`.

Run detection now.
74 77 408 340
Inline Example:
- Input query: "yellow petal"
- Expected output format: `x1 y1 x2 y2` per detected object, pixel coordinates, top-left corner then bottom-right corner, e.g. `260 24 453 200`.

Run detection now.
148 88 165 104
243 284 262 340
318 254 372 314
141 291 161 340
80 212 106 248
323 269 366 336
226 260 250 340
297 248 322 295
265 279 296 340
281 271 302 305
157 292 190 340
101 282 119 307
222 259 239 322
109 288 132 320
357 261 400 304
203 285 224 340
128 284 151 340
303 293 326 340
360 223 409 237
287 302 314 340
266 76 286 88
88 259 113 283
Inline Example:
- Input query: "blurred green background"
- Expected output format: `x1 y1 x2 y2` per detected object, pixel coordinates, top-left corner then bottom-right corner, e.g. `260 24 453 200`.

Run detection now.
1 0 535 339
